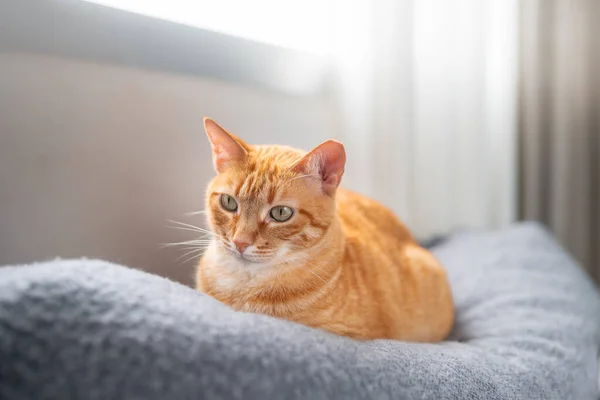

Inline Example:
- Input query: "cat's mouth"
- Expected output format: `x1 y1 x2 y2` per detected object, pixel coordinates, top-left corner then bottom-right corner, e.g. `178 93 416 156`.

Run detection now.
222 243 276 264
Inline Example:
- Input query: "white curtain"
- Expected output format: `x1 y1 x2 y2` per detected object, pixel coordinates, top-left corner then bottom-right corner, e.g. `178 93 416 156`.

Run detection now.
330 0 519 238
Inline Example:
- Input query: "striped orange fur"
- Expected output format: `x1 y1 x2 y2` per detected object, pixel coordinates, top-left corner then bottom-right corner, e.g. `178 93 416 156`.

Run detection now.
196 118 454 341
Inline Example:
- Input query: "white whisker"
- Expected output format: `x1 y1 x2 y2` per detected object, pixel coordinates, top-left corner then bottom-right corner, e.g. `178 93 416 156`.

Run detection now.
283 173 321 187
168 220 218 237
177 247 207 262
181 252 205 265
179 241 226 265
179 244 212 251
160 239 215 248
166 225 215 236
289 260 328 283
184 210 207 216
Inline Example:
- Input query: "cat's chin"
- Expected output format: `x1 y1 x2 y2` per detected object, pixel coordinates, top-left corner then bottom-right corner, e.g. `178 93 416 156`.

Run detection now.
234 254 262 264
227 251 275 266
215 245 295 268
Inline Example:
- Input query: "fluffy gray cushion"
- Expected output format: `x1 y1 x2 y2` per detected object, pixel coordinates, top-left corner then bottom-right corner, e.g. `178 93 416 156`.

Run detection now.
1 222 599 399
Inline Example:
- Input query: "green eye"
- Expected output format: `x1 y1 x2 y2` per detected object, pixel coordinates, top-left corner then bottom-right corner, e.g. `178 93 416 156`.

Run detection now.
270 206 294 222
220 194 238 212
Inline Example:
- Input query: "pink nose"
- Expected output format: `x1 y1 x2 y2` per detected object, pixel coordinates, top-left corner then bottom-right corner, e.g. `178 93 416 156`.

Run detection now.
233 239 251 254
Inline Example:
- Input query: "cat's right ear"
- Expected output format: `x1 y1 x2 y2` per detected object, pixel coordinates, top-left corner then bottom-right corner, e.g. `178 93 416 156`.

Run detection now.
292 140 346 196
204 118 248 173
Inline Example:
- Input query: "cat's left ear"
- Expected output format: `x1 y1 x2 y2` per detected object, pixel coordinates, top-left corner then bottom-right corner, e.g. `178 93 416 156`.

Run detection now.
204 118 249 173
292 140 346 195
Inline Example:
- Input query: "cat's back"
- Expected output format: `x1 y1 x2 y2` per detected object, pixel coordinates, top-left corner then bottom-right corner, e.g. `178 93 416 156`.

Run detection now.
333 187 454 342
335 188 414 245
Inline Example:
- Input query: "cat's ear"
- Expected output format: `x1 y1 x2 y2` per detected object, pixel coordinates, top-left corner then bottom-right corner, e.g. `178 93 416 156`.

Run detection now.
204 118 249 173
292 140 346 195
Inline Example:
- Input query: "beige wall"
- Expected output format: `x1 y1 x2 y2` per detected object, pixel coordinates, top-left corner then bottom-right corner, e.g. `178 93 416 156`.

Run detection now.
0 54 334 285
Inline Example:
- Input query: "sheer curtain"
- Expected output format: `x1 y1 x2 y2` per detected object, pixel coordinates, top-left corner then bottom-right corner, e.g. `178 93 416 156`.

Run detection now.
330 0 519 238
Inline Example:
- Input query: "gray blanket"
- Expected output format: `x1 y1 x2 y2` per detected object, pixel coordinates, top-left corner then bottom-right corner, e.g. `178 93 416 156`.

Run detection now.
1 222 599 399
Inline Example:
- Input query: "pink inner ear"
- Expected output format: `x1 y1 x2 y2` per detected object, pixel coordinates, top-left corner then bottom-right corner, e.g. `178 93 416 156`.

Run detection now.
320 143 346 187
204 118 247 172
295 140 346 195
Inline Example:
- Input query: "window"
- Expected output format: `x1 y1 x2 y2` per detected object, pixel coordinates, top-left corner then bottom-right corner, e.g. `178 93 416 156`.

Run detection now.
83 0 330 55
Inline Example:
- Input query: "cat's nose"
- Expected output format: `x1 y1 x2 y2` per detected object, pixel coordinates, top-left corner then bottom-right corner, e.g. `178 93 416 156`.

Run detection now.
233 239 251 254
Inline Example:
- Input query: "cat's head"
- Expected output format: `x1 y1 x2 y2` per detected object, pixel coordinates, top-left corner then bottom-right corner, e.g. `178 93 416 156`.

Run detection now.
203 118 346 265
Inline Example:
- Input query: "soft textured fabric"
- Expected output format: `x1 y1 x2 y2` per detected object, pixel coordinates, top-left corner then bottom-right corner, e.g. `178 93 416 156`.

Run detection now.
1 222 599 400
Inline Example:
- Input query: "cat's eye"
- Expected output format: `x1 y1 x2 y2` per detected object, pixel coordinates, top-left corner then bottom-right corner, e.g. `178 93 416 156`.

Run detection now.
270 206 294 222
220 194 238 212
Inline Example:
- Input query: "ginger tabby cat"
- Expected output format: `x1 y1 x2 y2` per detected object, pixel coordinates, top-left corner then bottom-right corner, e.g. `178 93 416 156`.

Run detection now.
196 118 454 341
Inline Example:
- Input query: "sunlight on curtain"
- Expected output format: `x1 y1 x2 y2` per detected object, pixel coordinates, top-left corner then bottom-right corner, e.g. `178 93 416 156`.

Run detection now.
331 0 518 237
